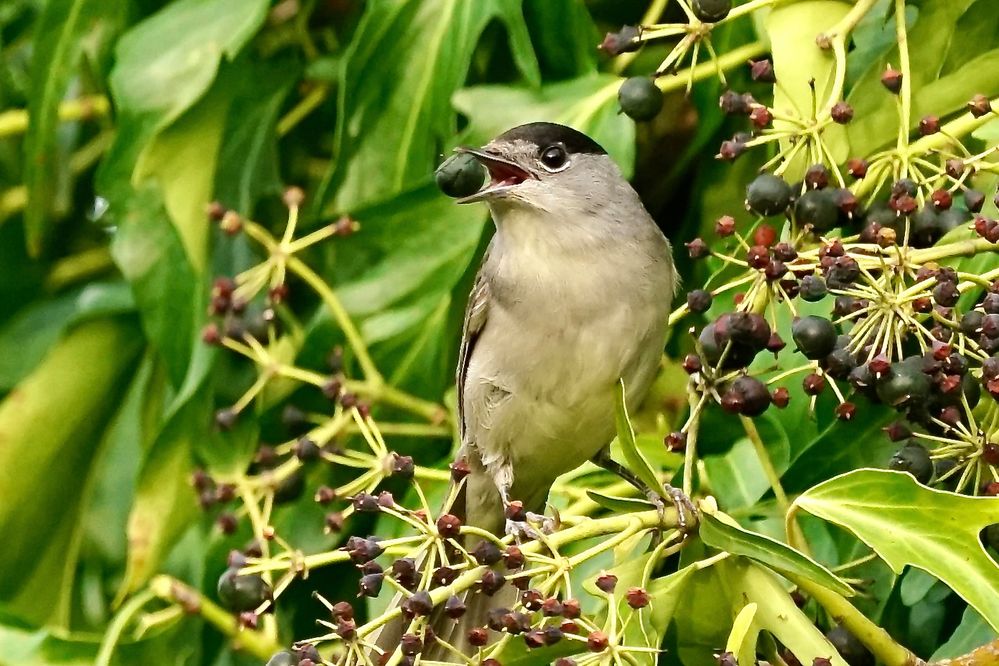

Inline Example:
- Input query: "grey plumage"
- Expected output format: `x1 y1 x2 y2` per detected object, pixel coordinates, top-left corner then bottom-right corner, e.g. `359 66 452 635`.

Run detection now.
376 122 676 662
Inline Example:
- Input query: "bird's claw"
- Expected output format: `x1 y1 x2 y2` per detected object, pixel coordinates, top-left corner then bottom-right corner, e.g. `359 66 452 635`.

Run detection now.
504 512 555 541
645 485 697 535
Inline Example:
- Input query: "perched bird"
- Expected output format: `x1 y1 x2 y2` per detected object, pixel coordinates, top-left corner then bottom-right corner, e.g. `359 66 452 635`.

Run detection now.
377 122 679 661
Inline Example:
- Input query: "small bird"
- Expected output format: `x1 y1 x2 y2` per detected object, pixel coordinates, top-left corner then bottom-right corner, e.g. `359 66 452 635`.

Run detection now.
377 122 678 661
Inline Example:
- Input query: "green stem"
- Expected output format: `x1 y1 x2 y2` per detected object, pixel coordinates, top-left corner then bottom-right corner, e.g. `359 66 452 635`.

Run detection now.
276 84 329 137
909 237 999 264
657 41 768 93
790 574 920 666
0 94 109 139
96 588 158 666
908 97 999 154
286 255 382 383
894 0 912 163
149 576 282 660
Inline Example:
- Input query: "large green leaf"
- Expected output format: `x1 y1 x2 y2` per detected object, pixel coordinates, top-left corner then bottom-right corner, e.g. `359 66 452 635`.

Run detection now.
614 380 662 497
0 281 134 390
109 0 268 132
110 186 199 388
0 319 142 626
21 0 107 255
794 469 999 632
931 606 998 661
117 383 208 597
215 60 297 213
699 511 855 597
766 1 851 176
521 0 599 80
315 0 541 214
845 0 999 155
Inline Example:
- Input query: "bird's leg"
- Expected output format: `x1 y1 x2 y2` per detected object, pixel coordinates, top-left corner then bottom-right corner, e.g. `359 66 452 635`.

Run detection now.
590 447 697 534
495 465 553 540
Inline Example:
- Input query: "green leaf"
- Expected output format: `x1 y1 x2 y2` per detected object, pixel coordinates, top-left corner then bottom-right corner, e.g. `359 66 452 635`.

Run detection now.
931 606 998 661
315 0 541 213
845 0 999 155
453 73 635 178
766 1 851 176
22 0 107 255
0 281 134 390
0 319 142 626
109 0 268 131
215 60 296 213
0 624 99 666
725 602 760 666
715 557 848 666
700 511 855 597
110 186 199 387
614 380 662 497
586 490 654 514
794 469 999 632
117 383 207 598
522 1 599 79
132 73 233 274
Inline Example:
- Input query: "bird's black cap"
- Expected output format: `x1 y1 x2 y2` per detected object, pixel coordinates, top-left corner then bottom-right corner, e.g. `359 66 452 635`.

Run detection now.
495 122 607 155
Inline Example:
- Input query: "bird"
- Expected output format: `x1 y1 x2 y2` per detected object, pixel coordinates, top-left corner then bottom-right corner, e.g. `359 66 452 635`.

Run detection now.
375 121 679 662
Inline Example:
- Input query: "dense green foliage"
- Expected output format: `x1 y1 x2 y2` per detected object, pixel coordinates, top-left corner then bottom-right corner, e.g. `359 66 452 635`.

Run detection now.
1 1 998 665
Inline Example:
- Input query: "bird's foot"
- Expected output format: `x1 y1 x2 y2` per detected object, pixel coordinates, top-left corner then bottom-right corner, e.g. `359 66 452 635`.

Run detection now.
651 484 697 535
503 502 555 541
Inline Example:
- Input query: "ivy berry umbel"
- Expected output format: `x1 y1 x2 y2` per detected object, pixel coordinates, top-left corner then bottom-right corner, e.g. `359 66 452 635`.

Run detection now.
675 87 999 494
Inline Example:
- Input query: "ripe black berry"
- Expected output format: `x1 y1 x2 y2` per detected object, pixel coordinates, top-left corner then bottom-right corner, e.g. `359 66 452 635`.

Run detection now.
687 289 713 313
217 568 271 612
722 376 771 417
265 651 297 666
876 358 931 408
692 0 731 22
435 153 485 199
799 275 828 302
747 174 792 217
889 443 932 484
792 316 837 360
618 77 663 121
795 189 839 231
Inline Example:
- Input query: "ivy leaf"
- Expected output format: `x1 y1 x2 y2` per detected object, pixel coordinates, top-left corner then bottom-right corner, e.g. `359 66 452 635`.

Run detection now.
614 380 662 498
0 320 141 626
699 511 855 597
586 490 655 514
793 469 999 632
22 0 109 255
316 0 541 214
766 2 851 177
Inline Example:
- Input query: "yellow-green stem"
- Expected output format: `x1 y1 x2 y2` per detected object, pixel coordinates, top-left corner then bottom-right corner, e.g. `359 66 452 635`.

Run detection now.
0 94 109 138
791 574 920 666
149 576 282 660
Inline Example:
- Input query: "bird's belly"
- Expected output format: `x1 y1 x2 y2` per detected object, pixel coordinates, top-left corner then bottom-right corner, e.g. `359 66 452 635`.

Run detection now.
463 299 665 491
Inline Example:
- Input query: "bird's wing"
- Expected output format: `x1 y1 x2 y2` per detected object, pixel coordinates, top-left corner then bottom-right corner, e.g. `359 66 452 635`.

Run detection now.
456 254 491 442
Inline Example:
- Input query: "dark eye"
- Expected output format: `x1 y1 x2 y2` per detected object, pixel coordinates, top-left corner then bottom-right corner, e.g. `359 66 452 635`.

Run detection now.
540 144 568 170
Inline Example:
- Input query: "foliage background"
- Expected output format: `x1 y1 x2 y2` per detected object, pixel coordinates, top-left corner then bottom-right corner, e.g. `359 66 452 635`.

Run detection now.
0 0 998 665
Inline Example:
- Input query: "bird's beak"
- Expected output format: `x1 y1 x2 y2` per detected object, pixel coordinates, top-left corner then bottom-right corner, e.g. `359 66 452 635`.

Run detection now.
455 147 534 204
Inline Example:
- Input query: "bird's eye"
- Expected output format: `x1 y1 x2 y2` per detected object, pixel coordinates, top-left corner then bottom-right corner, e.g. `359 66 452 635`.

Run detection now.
539 144 569 171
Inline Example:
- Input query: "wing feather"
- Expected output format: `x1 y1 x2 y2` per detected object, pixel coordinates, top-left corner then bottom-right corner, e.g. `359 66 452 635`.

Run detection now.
456 255 491 441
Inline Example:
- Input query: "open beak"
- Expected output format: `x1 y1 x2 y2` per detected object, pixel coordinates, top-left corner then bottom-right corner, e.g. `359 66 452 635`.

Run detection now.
455 147 534 204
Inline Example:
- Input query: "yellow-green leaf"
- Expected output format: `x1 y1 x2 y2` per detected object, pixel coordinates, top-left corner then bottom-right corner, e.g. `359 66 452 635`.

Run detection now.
794 469 999 632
